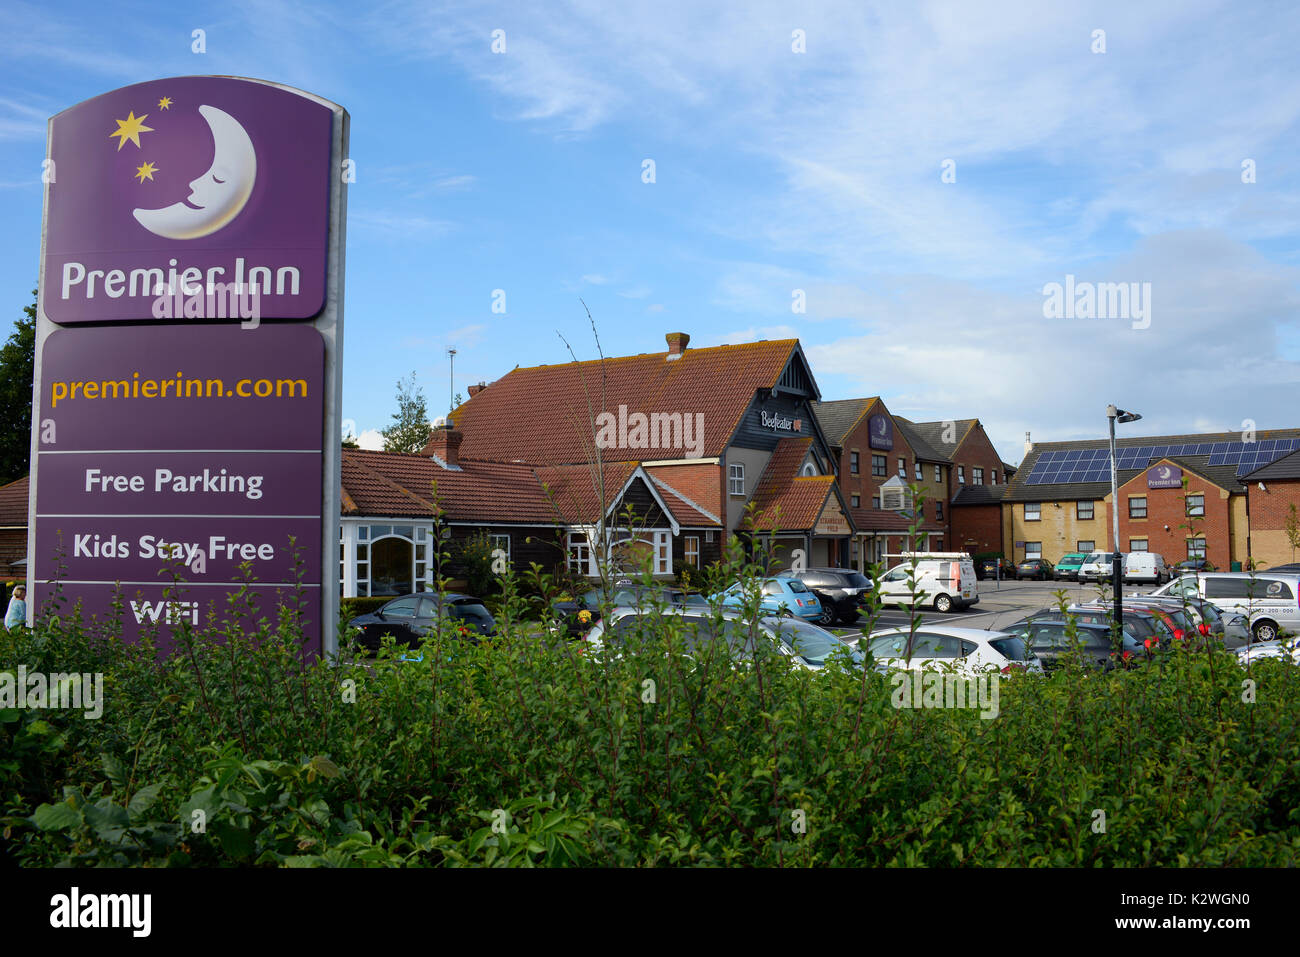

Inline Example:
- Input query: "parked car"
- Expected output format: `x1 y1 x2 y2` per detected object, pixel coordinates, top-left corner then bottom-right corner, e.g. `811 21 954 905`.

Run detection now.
875 553 979 613
780 567 874 625
1155 571 1300 643
1078 551 1124 583
1066 603 1176 648
862 625 1040 674
977 557 1015 580
711 576 823 621
1123 551 1169 585
999 616 1143 671
1053 552 1088 581
1175 558 1216 573
585 606 863 671
1123 593 1243 646
1236 637 1300 666
346 592 495 652
1264 563 1300 574
549 583 700 638
1016 558 1054 581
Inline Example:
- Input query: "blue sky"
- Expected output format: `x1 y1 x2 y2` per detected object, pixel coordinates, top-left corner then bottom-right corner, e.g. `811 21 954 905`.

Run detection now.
3 0 1300 464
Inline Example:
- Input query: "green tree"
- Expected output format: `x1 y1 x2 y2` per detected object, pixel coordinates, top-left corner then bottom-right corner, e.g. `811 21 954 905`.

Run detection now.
0 293 35 484
380 372 430 455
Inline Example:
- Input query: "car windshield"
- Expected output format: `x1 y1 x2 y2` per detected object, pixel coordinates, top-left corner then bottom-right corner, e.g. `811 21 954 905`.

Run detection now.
770 620 863 668
988 635 1032 661
447 601 494 628
842 572 871 588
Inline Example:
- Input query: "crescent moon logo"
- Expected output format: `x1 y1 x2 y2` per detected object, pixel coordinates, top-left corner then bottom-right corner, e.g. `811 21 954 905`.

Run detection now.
1158 466 1171 478
133 105 257 240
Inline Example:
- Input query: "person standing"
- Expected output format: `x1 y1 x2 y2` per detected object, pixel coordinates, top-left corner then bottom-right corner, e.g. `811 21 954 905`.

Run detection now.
4 584 26 630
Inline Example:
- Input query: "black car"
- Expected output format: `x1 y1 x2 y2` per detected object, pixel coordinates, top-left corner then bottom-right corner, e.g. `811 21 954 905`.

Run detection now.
1016 558 1055 581
978 557 1015 580
1000 616 1143 671
779 567 874 625
549 583 702 638
347 592 496 652
1175 559 1216 573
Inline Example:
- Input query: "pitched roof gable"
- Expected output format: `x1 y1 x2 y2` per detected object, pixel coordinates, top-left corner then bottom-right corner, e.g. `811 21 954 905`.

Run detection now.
450 339 801 465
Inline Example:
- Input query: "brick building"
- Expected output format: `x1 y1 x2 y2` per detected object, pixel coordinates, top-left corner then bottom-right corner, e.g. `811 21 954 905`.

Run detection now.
1002 429 1300 568
0 476 26 579
1244 450 1300 568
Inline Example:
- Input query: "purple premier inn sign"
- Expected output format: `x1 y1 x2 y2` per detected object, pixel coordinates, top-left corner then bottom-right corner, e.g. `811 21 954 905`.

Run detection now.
29 77 348 658
43 76 333 324
868 413 894 451
1148 463 1183 489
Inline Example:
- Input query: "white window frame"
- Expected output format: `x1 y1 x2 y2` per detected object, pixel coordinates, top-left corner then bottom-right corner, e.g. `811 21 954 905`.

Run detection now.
490 533 511 565
915 461 923 480
728 463 745 496
934 464 942 483
684 535 700 567
1024 502 1040 522
1187 537 1207 560
1186 494 1205 517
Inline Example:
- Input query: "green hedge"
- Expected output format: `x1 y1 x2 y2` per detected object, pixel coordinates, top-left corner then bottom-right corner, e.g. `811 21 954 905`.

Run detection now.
5 570 1300 867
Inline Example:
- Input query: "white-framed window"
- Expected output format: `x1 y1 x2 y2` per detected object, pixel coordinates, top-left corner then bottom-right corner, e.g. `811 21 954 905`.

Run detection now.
569 532 590 574
1025 503 1040 521
490 533 511 565
1078 539 1096 552
1129 538 1148 552
1187 538 1207 559
685 536 700 567
802 462 818 476
1186 494 1204 517
957 466 965 484
915 461 923 480
728 463 745 496
342 522 434 597
973 467 984 485
934 464 942 483
1025 541 1042 559
1129 496 1147 519
898 458 906 477
1077 501 1094 520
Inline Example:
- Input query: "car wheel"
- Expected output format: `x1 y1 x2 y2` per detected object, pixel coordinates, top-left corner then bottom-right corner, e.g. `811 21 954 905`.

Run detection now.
780 608 795 619
1253 621 1278 643
934 594 953 613
817 604 835 626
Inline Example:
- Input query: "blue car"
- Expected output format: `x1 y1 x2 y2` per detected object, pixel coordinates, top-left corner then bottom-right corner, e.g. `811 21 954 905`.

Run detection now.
711 576 824 621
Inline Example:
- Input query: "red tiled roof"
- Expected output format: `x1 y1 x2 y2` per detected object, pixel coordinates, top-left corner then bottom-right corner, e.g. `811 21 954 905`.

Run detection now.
534 461 639 524
342 449 557 524
449 340 800 465
644 463 721 523
647 473 721 527
742 438 837 531
0 476 28 526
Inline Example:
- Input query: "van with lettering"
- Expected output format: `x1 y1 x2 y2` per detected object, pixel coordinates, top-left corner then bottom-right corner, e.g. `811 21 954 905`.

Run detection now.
876 552 978 614
1155 572 1300 643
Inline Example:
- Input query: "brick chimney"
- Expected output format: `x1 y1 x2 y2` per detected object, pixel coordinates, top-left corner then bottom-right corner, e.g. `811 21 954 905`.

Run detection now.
421 425 464 468
665 331 690 359
467 382 487 397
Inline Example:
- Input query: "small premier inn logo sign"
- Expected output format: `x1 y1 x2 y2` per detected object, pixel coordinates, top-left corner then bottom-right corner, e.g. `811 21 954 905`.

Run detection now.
761 410 801 432
44 76 334 323
868 413 893 451
1148 463 1183 489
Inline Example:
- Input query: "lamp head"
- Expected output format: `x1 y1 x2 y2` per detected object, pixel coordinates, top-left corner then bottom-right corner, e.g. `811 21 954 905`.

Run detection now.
1116 409 1142 424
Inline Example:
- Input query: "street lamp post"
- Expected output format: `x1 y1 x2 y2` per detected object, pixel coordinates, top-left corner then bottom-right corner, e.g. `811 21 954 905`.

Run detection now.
1107 404 1142 637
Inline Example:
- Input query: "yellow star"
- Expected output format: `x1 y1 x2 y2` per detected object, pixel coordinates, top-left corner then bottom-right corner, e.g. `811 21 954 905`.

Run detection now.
109 111 153 151
157 96 172 110
134 161 159 183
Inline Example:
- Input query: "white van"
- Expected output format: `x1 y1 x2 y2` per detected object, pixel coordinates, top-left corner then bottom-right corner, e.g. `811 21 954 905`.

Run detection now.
1123 551 1168 585
1157 572 1300 643
1079 551 1124 583
876 552 979 613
